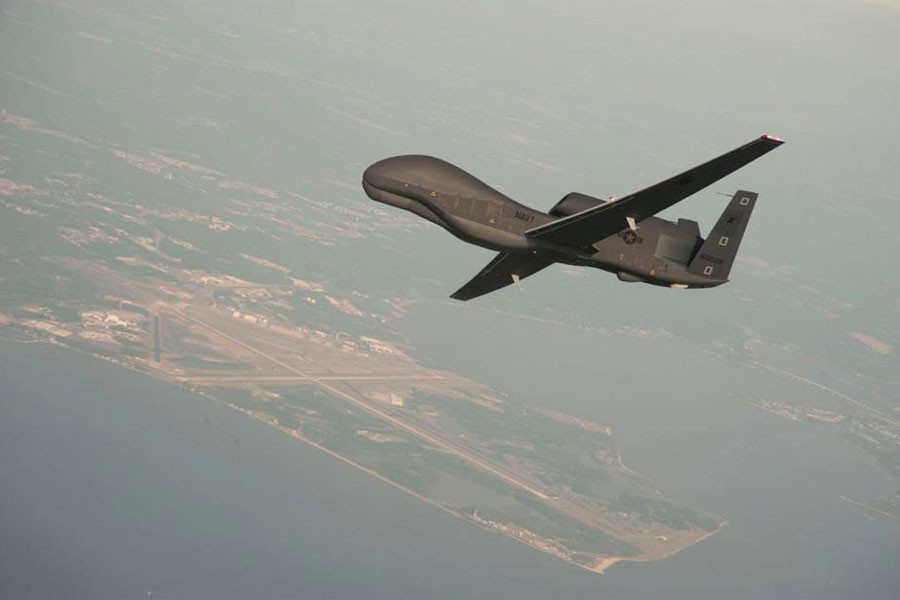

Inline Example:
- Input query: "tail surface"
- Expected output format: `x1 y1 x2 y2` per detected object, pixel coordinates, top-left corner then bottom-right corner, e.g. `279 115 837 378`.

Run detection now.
687 190 759 281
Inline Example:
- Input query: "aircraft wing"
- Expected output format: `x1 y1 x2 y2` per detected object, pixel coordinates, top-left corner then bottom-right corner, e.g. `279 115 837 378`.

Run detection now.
450 252 555 301
525 135 784 249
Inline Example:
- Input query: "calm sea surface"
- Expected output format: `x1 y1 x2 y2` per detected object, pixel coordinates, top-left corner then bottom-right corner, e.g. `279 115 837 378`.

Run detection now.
399 302 900 600
2 332 898 599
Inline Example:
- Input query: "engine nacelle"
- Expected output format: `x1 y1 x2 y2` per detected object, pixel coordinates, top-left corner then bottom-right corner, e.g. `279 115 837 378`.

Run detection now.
548 192 608 217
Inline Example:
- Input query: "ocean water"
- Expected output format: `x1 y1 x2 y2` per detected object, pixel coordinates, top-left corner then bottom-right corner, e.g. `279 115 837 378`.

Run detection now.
400 302 900 600
0 339 608 600
3 326 899 599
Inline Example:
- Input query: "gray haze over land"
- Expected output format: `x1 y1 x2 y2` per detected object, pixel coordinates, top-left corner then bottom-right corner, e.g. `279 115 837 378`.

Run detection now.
1 0 899 598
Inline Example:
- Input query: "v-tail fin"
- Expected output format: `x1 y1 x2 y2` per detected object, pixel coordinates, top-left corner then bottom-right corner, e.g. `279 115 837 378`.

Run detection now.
688 190 759 281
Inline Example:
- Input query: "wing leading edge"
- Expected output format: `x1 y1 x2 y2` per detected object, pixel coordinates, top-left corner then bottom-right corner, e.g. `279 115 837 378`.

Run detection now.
525 135 784 249
450 252 555 301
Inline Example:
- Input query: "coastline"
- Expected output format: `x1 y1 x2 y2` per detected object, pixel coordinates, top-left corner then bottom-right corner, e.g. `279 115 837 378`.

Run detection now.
587 521 728 574
588 556 625 574
0 329 724 574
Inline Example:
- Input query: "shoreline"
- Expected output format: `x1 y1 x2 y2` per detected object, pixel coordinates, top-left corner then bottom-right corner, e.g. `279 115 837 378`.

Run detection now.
587 520 728 574
588 556 626 574
0 330 725 574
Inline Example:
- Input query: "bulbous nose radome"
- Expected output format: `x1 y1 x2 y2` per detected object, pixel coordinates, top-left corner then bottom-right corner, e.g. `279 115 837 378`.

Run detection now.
362 156 410 202
362 156 430 204
362 158 393 188
363 155 451 189
363 157 404 201
362 155 494 204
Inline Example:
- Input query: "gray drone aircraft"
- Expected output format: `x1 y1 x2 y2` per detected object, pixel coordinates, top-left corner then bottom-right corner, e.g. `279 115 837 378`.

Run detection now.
362 135 784 300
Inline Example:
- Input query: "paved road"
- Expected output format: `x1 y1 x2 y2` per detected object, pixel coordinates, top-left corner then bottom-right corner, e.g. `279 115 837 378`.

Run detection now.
169 304 554 501
180 374 446 383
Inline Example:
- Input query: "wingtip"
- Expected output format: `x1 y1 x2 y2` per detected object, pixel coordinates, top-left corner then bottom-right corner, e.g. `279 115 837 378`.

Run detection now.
760 133 785 144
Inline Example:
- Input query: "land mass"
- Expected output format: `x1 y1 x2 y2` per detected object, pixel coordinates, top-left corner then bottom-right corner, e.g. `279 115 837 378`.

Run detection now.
4 90 898 568
4 94 899 568
2 253 724 571
0 99 727 567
